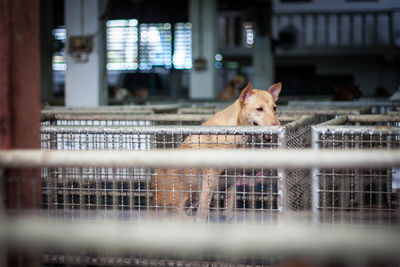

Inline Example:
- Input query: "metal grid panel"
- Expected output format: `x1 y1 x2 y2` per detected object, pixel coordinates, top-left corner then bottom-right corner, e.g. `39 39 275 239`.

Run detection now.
42 104 183 114
370 103 400 114
277 105 370 121
41 126 282 223
41 104 369 127
40 116 315 224
177 105 228 114
41 114 212 126
287 100 400 114
283 115 323 214
312 115 400 224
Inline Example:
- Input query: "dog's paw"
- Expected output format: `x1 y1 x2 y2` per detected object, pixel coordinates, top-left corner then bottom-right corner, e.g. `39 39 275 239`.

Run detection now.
263 134 273 143
222 209 234 221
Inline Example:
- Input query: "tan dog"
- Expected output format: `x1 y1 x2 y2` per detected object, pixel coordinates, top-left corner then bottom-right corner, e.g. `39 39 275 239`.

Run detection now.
152 82 282 220
218 75 245 101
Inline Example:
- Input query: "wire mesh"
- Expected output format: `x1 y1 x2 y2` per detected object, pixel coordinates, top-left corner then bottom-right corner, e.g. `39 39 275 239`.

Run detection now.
41 113 211 126
312 115 400 224
38 112 319 266
40 115 315 224
40 126 279 222
283 115 325 214
287 100 400 114
277 105 370 122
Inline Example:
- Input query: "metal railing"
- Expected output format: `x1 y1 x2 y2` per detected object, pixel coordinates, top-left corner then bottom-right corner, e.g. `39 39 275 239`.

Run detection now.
288 100 400 114
1 149 400 266
41 113 213 126
273 9 399 54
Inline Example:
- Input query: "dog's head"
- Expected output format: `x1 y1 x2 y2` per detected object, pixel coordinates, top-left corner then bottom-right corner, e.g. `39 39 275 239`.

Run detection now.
237 82 281 126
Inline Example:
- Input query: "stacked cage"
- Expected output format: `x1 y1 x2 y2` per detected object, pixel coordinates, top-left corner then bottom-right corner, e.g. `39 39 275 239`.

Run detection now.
287 100 400 114
312 115 400 224
40 113 320 224
2 104 400 266
39 112 320 266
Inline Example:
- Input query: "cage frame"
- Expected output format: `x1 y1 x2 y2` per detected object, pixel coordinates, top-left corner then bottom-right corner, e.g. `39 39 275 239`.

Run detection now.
40 114 318 218
287 100 400 114
311 114 400 223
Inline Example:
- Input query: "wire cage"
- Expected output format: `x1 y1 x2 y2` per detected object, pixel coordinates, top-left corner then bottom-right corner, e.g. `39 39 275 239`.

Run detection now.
41 113 213 126
40 114 319 224
311 115 400 224
42 104 184 115
177 103 229 114
41 104 369 129
176 103 371 118
287 100 400 114
275 105 371 129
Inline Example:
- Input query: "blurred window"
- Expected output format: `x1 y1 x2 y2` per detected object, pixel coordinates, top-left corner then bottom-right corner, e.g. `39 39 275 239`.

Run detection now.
243 22 255 48
52 26 67 71
173 23 192 69
107 19 139 70
139 23 172 70
52 21 192 71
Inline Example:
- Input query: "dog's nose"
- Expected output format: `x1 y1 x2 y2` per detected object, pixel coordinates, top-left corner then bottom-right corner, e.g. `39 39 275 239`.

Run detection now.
273 119 281 126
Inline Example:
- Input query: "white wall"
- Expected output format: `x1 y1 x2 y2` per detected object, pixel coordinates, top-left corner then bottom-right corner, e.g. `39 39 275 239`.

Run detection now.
189 0 217 99
252 37 274 90
65 0 107 107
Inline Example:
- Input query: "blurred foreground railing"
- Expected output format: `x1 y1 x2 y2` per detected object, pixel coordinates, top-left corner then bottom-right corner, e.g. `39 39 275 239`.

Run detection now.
1 149 400 266
0 216 399 260
0 149 399 169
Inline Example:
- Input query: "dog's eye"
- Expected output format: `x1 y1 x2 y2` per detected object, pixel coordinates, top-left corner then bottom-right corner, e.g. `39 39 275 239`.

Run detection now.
273 106 277 112
256 107 263 112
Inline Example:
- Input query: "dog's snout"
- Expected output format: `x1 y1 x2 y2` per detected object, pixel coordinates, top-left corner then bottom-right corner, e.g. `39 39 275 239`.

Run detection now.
253 121 259 126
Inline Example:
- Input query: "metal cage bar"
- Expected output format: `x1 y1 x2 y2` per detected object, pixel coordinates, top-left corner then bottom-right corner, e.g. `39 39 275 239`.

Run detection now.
41 113 213 126
0 213 399 267
287 100 400 114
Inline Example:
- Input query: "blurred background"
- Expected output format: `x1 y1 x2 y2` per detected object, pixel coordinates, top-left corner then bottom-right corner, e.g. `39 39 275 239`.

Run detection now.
40 0 400 106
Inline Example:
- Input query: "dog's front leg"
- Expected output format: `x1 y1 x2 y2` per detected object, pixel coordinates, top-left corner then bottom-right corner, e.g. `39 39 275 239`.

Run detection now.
196 169 219 221
223 184 236 220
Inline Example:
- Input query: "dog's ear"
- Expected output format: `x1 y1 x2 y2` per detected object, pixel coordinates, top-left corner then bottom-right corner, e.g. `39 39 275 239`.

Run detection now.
268 82 282 102
239 82 253 106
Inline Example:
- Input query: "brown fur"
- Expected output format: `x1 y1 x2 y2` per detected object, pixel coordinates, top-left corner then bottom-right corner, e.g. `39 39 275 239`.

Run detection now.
151 82 282 220
218 75 245 101
333 84 361 101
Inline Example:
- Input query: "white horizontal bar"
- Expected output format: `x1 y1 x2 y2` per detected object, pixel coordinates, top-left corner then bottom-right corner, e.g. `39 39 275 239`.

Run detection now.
0 216 398 259
0 149 399 169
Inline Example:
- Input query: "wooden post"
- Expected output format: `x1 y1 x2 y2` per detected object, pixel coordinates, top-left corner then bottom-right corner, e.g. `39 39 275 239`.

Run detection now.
0 1 42 266
0 0 11 151
0 0 41 209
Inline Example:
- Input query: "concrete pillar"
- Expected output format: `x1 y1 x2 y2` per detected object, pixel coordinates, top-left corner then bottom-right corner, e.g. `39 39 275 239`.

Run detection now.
189 0 217 99
252 36 274 89
252 2 274 89
65 0 107 107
